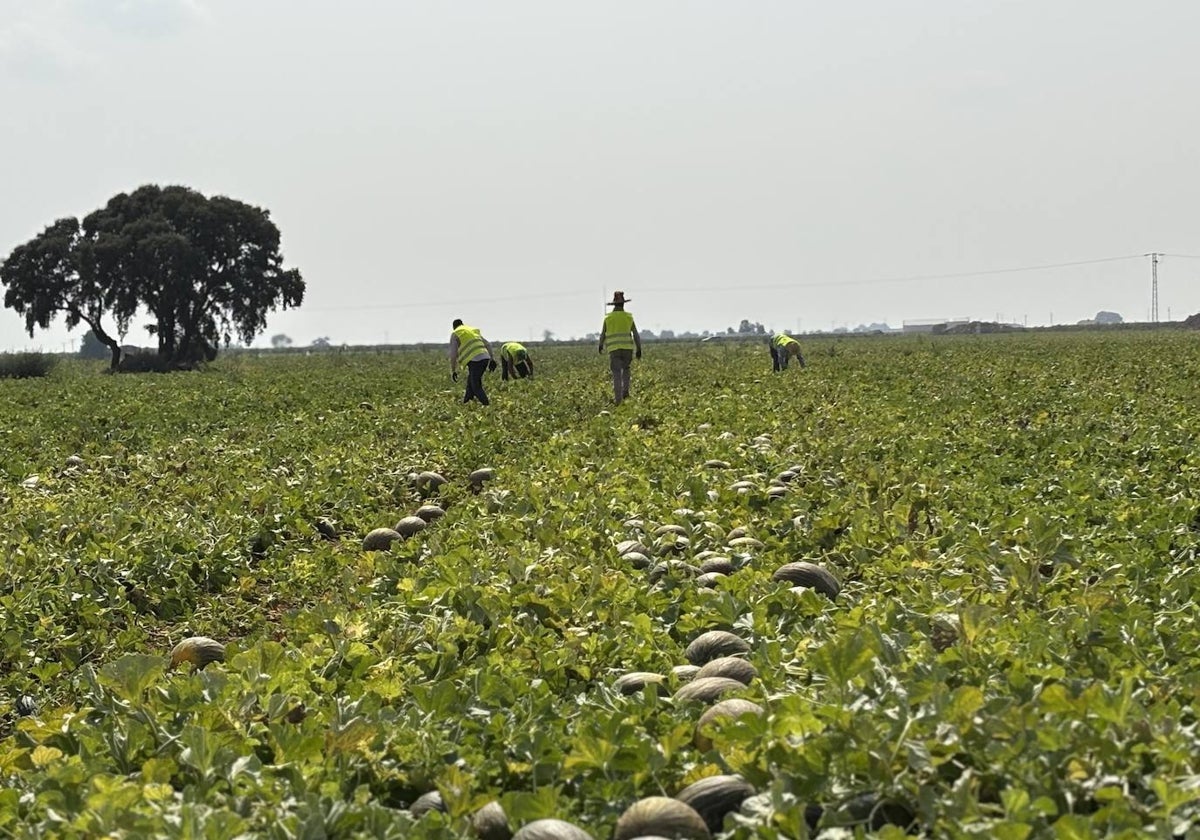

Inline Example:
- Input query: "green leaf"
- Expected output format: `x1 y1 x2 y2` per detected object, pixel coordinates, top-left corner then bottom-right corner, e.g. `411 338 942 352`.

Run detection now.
0 789 20 828
992 821 1034 840
97 654 163 701
809 629 877 686
960 604 995 645
948 685 985 724
1051 814 1093 839
501 786 563 824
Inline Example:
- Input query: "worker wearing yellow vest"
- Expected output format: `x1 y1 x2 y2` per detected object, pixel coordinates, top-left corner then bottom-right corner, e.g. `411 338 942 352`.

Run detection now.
598 291 642 405
770 332 806 372
500 342 534 380
449 319 497 405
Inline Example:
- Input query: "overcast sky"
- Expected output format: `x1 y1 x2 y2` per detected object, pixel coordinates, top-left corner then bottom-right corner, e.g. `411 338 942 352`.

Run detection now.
2 0 1199 350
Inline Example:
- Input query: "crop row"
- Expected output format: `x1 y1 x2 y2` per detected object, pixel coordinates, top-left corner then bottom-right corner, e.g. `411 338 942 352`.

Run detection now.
1 335 1198 838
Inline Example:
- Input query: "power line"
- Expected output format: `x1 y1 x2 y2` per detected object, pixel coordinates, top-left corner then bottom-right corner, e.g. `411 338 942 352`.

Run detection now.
301 253 1145 312
639 254 1144 295
1163 253 1200 259
306 289 593 313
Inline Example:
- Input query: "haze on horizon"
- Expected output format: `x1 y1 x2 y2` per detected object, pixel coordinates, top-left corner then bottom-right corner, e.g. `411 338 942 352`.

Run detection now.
2 0 1199 352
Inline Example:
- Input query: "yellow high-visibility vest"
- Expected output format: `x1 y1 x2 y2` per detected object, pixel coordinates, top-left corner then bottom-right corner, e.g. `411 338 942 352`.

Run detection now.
772 333 799 351
453 325 488 369
502 342 528 363
604 310 636 352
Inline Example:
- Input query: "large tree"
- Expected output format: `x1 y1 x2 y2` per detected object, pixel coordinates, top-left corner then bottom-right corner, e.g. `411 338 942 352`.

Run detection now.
2 185 304 369
1 217 130 369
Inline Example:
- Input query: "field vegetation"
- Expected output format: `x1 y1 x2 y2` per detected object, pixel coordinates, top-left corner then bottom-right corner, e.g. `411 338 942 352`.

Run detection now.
1 333 1198 838
0 352 56 380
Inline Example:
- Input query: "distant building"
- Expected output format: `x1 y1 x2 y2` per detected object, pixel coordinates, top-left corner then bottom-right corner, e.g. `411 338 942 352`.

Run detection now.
902 318 969 334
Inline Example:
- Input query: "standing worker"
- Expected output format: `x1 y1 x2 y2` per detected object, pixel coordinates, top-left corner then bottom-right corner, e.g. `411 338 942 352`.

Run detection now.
770 331 806 372
500 341 535 380
598 291 642 405
450 318 497 405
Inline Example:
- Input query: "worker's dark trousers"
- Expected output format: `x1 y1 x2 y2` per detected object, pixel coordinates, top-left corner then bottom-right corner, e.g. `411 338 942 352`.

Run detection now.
771 346 805 371
609 349 633 404
464 359 490 405
771 346 787 371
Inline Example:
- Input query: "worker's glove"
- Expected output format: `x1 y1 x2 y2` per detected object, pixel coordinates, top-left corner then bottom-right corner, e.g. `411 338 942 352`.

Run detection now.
451 371 459 382
635 349 642 360
488 359 498 372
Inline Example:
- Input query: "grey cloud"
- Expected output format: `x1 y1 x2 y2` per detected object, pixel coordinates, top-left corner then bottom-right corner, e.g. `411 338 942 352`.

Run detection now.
0 0 205 82
0 7 86 80
76 0 209 38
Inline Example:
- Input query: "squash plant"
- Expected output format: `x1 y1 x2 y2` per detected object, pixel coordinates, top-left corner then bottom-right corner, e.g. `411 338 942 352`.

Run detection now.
1 333 1198 838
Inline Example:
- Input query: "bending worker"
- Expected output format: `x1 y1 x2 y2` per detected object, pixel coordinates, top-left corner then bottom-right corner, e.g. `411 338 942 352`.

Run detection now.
770 331 806 371
598 291 642 405
450 318 497 405
500 341 534 380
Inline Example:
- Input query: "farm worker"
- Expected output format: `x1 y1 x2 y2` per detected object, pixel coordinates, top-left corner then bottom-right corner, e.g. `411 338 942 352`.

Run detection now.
770 332 806 372
500 341 534 380
598 291 642 405
450 319 497 405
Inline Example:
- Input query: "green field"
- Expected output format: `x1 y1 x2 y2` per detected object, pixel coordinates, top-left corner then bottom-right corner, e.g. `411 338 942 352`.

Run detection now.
2 334 1199 839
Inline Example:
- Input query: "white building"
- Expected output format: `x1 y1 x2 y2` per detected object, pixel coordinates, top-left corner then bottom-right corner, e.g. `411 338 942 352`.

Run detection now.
902 318 970 334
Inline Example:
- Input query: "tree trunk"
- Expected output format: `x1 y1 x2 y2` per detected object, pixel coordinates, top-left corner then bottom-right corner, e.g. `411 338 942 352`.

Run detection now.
71 309 121 371
175 329 193 368
157 309 176 359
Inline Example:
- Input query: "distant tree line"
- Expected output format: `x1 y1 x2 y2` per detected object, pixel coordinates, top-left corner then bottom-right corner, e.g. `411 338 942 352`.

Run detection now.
582 318 770 342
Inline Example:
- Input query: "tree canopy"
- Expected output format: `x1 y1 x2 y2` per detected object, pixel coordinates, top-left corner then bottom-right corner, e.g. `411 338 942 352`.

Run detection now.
1 185 304 369
1 217 129 369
